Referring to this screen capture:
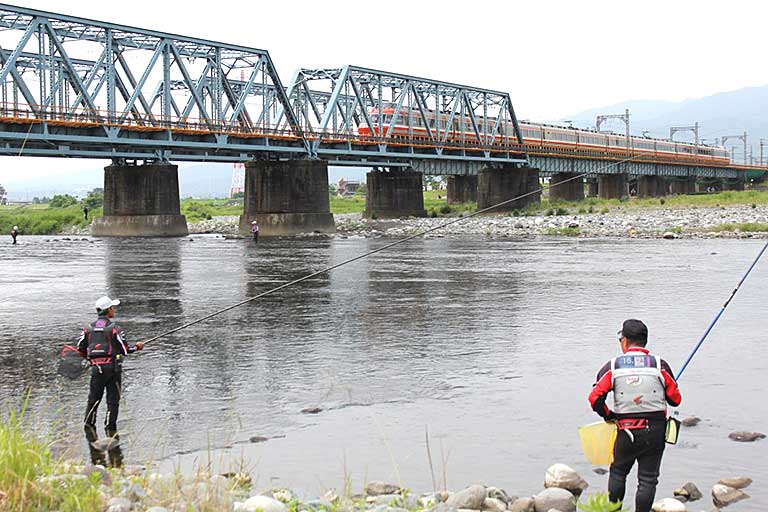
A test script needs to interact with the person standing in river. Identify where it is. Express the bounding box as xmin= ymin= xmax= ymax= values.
xmin=76 ymin=296 xmax=144 ymax=464
xmin=251 ymin=219 xmax=259 ymax=243
xmin=10 ymin=225 xmax=18 ymax=244
xmin=588 ymin=319 xmax=682 ymax=512
xmin=83 ymin=204 xmax=90 ymax=220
